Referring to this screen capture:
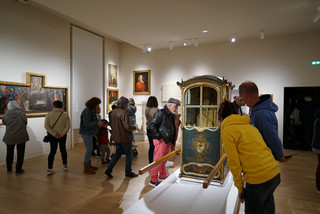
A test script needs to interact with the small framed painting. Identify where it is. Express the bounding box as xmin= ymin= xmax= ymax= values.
xmin=107 ymin=88 xmax=119 ymax=113
xmin=108 ymin=64 xmax=117 ymax=87
xmin=133 ymin=70 xmax=150 ymax=95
